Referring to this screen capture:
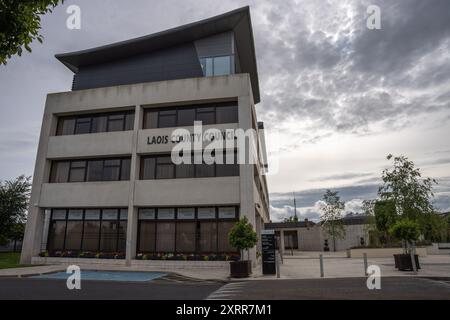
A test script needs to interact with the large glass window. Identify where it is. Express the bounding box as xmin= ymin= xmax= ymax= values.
xmin=48 ymin=221 xmax=66 ymax=251
xmin=199 ymin=222 xmax=217 ymax=252
xmin=47 ymin=208 xmax=127 ymax=253
xmin=142 ymin=102 xmax=238 ymax=129
xmin=156 ymin=222 xmax=175 ymax=252
xmin=137 ymin=207 xmax=238 ymax=254
xmin=200 ymin=56 xmax=232 ymax=76
xmin=69 ymin=161 xmax=86 ymax=182
xmin=216 ymin=105 xmax=238 ymax=124
xmin=176 ymin=222 xmax=196 ymax=252
xmin=155 ymin=157 xmax=175 ymax=179
xmin=51 ymin=158 xmax=131 ymax=183
xmin=138 ymin=222 xmax=156 ymax=252
xmin=56 ymin=110 xmax=134 ymax=136
xmin=82 ymin=220 xmax=100 ymax=251
xmin=218 ymin=221 xmax=236 ymax=252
